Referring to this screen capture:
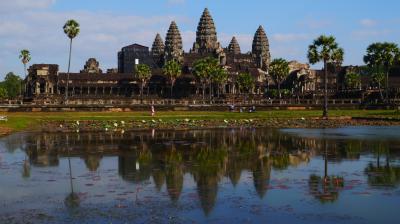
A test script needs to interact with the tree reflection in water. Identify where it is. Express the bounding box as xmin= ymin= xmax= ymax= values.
xmin=64 ymin=134 xmax=80 ymax=209
xmin=308 ymin=140 xmax=344 ymax=203
xmin=365 ymin=142 xmax=400 ymax=188
xmin=19 ymin=128 xmax=400 ymax=215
